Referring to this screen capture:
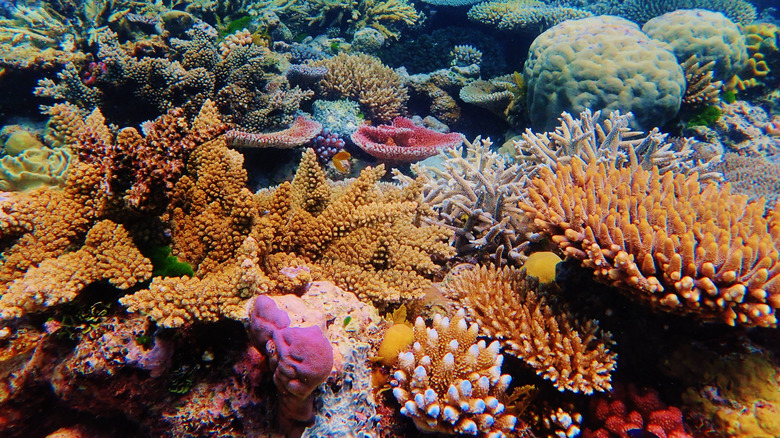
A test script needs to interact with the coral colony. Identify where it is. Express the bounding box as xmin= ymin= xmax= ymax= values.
xmin=0 ymin=0 xmax=779 ymax=437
